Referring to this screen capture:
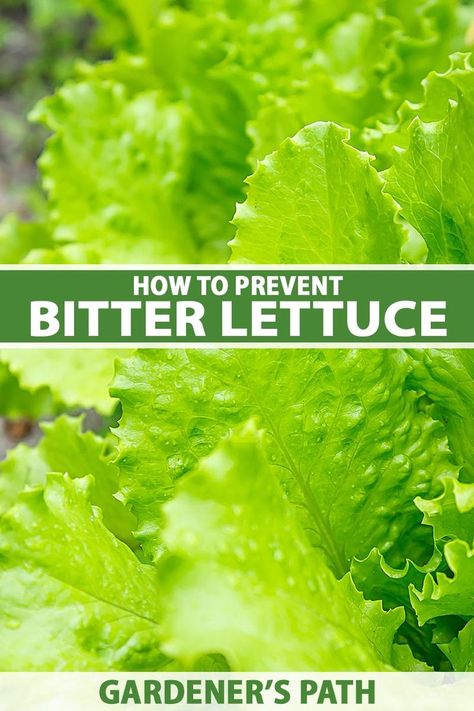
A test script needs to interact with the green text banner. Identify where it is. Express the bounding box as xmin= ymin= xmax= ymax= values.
xmin=0 ymin=266 xmax=472 ymax=347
